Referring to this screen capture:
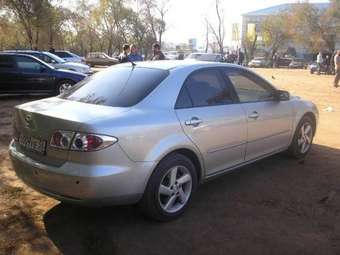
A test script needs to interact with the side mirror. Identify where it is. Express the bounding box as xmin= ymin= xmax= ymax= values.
xmin=274 ymin=90 xmax=290 ymax=101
